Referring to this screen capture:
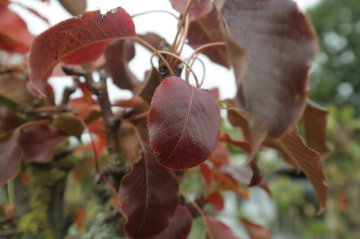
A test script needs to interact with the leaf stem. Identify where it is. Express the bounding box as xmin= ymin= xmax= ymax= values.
xmin=131 ymin=10 xmax=179 ymax=21
xmin=130 ymin=36 xmax=175 ymax=76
